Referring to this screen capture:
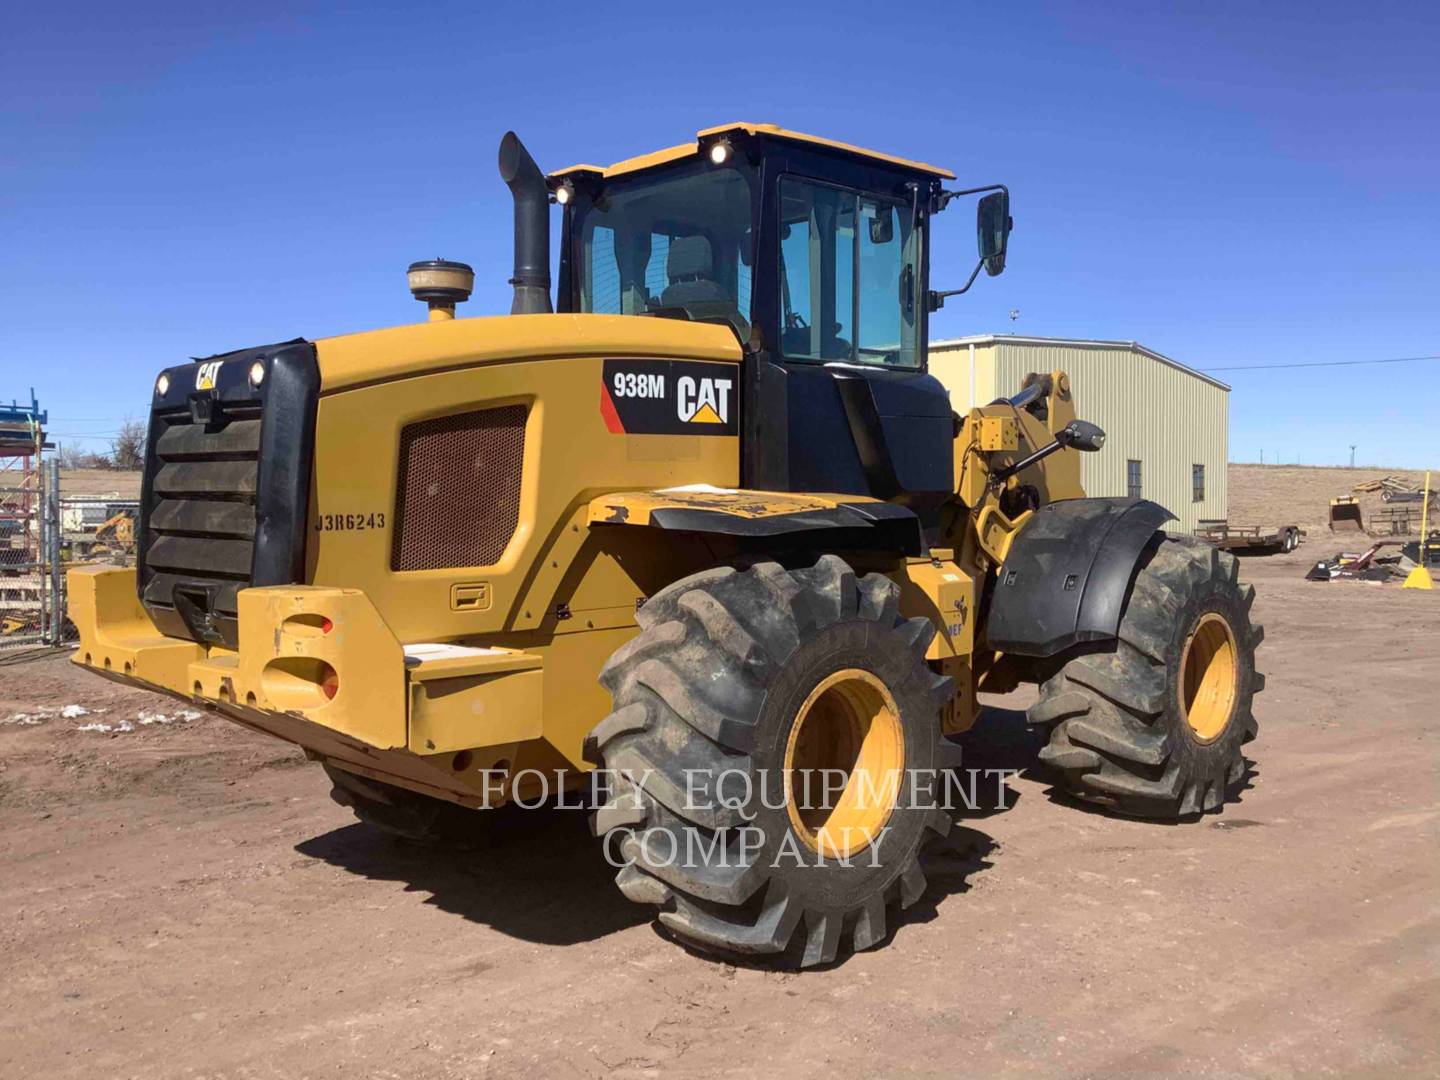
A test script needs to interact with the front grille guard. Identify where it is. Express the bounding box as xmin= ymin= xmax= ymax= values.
xmin=138 ymin=339 xmax=319 ymax=648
